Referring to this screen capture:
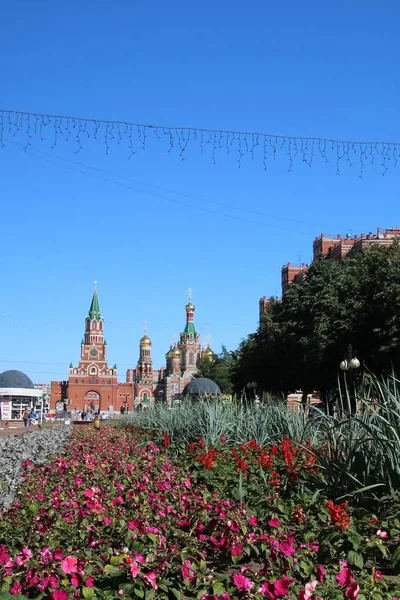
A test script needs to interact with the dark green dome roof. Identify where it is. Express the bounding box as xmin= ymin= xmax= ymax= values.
xmin=183 ymin=377 xmax=221 ymax=396
xmin=0 ymin=370 xmax=34 ymax=389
